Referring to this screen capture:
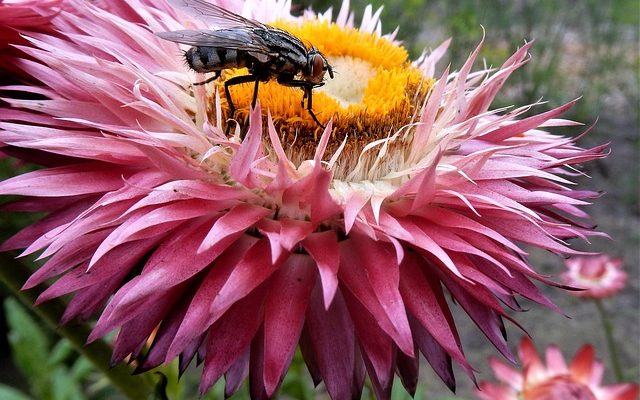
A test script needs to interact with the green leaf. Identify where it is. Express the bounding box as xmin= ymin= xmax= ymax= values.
xmin=70 ymin=357 xmax=94 ymax=382
xmin=49 ymin=368 xmax=85 ymax=400
xmin=0 ymin=384 xmax=32 ymax=400
xmin=48 ymin=339 xmax=75 ymax=366
xmin=4 ymin=298 xmax=52 ymax=399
